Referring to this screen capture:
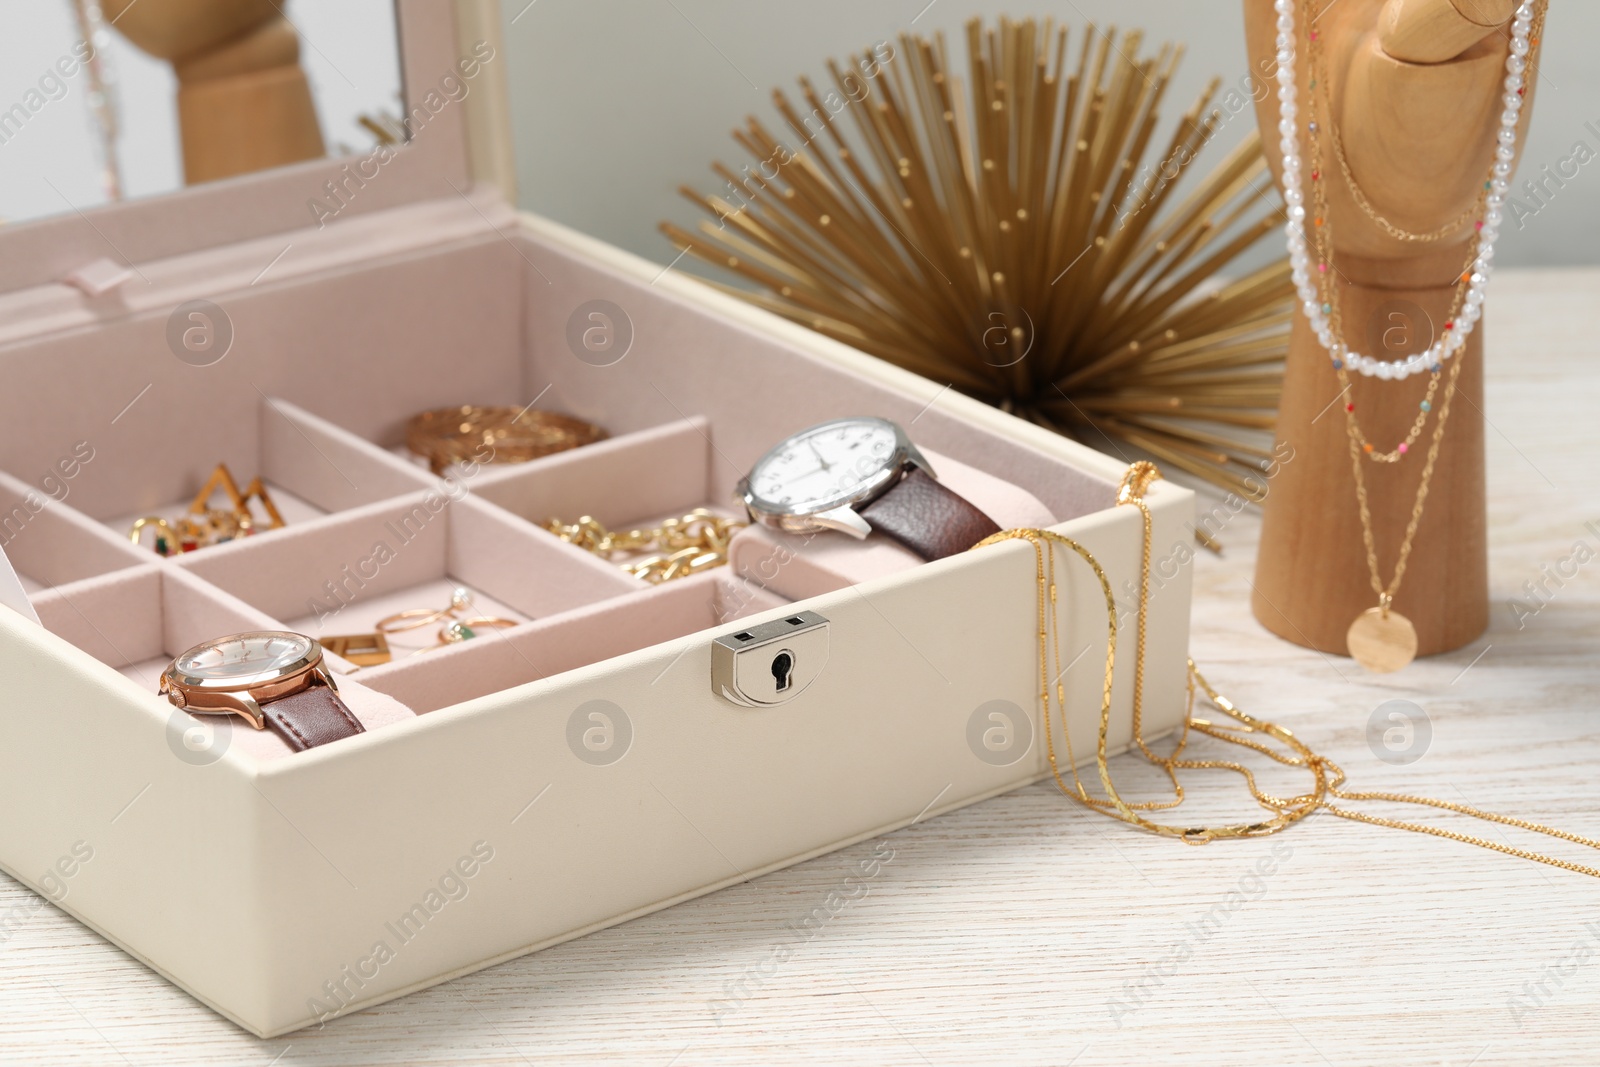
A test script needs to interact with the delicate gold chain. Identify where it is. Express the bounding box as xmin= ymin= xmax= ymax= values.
xmin=1326 ymin=119 xmax=1483 ymax=243
xmin=545 ymin=509 xmax=746 ymax=583
xmin=1118 ymin=465 xmax=1185 ymax=776
xmin=1041 ymin=466 xmax=1192 ymax=814
xmin=1304 ymin=4 xmax=1468 ymax=464
xmin=1321 ymin=1 xmax=1547 ymax=245
xmin=1346 ymin=345 xmax=1464 ymax=602
xmin=972 ymin=459 xmax=1600 ymax=877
